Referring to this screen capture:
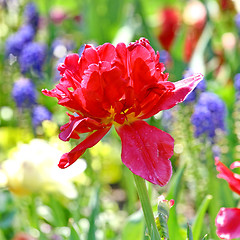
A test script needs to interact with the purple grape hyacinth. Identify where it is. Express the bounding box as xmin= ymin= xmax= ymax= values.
xmin=32 ymin=105 xmax=52 ymax=127
xmin=191 ymin=92 xmax=226 ymax=139
xmin=234 ymin=73 xmax=240 ymax=98
xmin=191 ymin=106 xmax=215 ymax=138
xmin=19 ymin=42 xmax=46 ymax=77
xmin=5 ymin=25 xmax=35 ymax=57
xmin=24 ymin=2 xmax=39 ymax=30
xmin=235 ymin=13 xmax=240 ymax=31
xmin=12 ymin=78 xmax=37 ymax=108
